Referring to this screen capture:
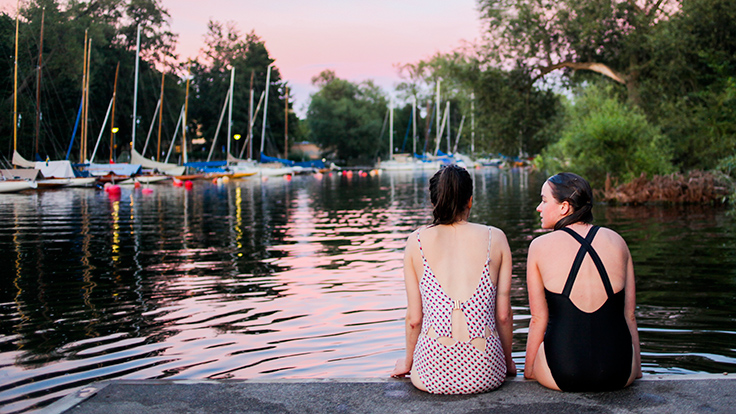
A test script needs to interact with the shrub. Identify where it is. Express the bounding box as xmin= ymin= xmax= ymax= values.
xmin=537 ymin=84 xmax=674 ymax=187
